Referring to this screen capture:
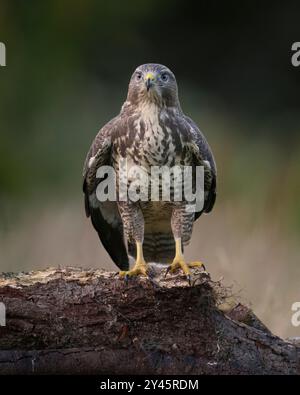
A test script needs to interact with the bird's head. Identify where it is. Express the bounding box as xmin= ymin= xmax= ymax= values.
xmin=127 ymin=64 xmax=180 ymax=108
